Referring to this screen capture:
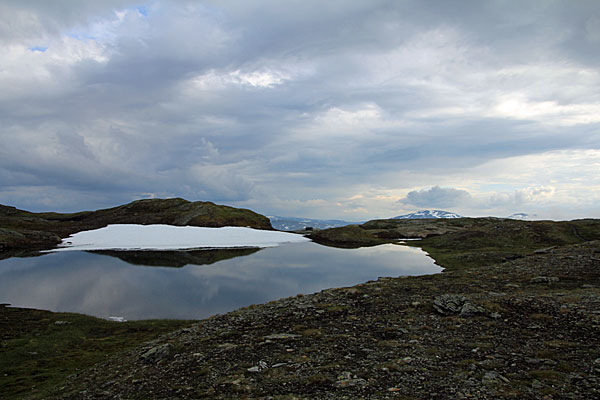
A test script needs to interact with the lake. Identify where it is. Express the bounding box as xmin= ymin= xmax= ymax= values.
xmin=0 ymin=241 xmax=441 ymax=320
